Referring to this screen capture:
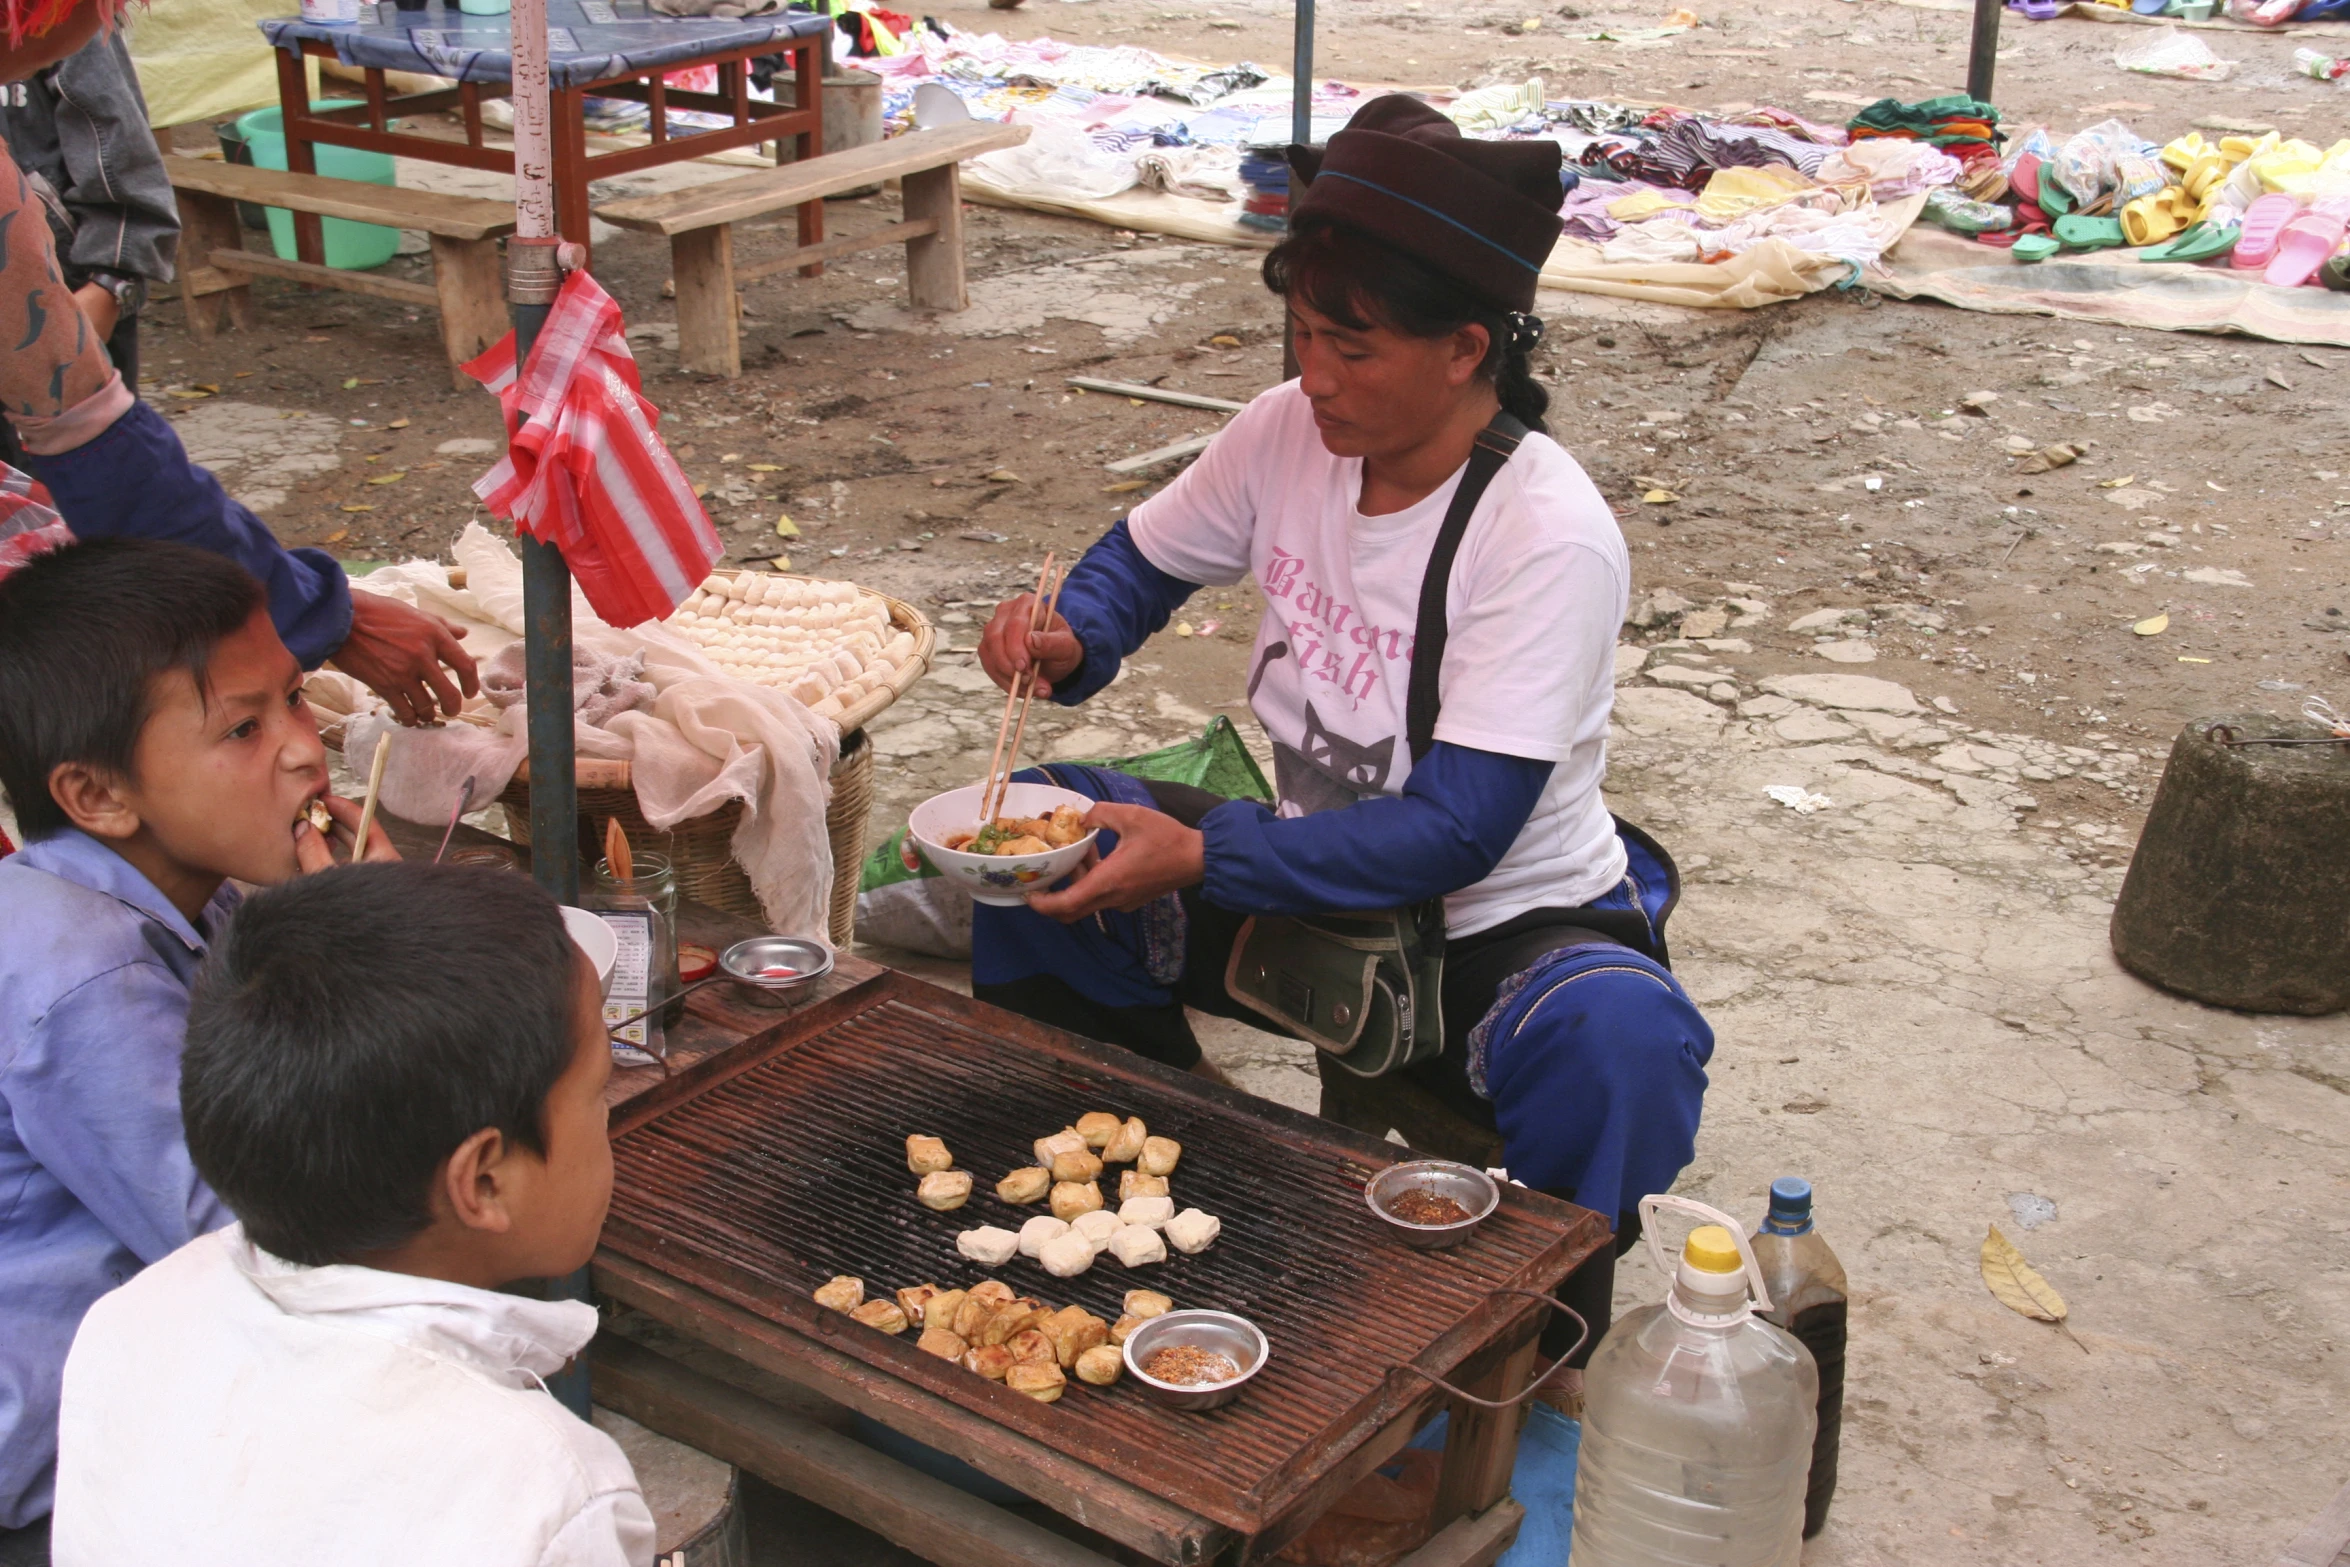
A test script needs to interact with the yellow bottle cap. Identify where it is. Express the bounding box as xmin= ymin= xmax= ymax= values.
xmin=1683 ymin=1225 xmax=1744 ymax=1275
